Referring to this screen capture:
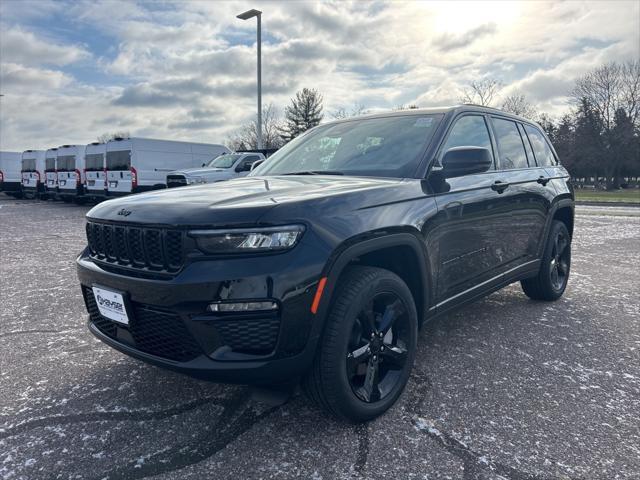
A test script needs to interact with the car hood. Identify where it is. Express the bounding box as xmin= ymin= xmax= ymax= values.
xmin=86 ymin=175 xmax=416 ymax=227
xmin=169 ymin=167 xmax=227 ymax=176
